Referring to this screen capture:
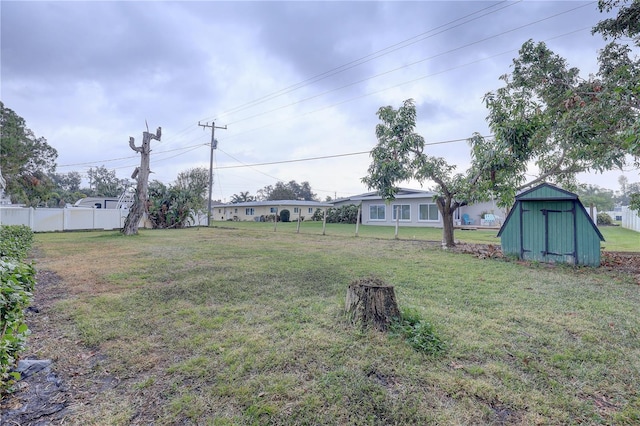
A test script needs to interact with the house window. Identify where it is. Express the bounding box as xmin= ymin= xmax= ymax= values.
xmin=308 ymin=208 xmax=313 ymax=214
xmin=369 ymin=204 xmax=386 ymax=220
xmin=270 ymin=207 xmax=277 ymax=213
xmin=218 ymin=209 xmax=222 ymax=213
xmin=234 ymin=208 xmax=238 ymax=213
xmin=392 ymin=204 xmax=411 ymax=221
xmin=245 ymin=208 xmax=255 ymax=215
xmin=294 ymin=207 xmax=299 ymax=213
xmin=419 ymin=204 xmax=439 ymax=221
